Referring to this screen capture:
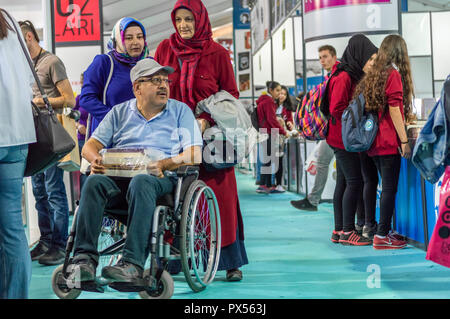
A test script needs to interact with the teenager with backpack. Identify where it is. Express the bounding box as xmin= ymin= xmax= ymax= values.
xmin=327 ymin=34 xmax=378 ymax=246
xmin=355 ymin=34 xmax=414 ymax=250
xmin=256 ymin=81 xmax=288 ymax=194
